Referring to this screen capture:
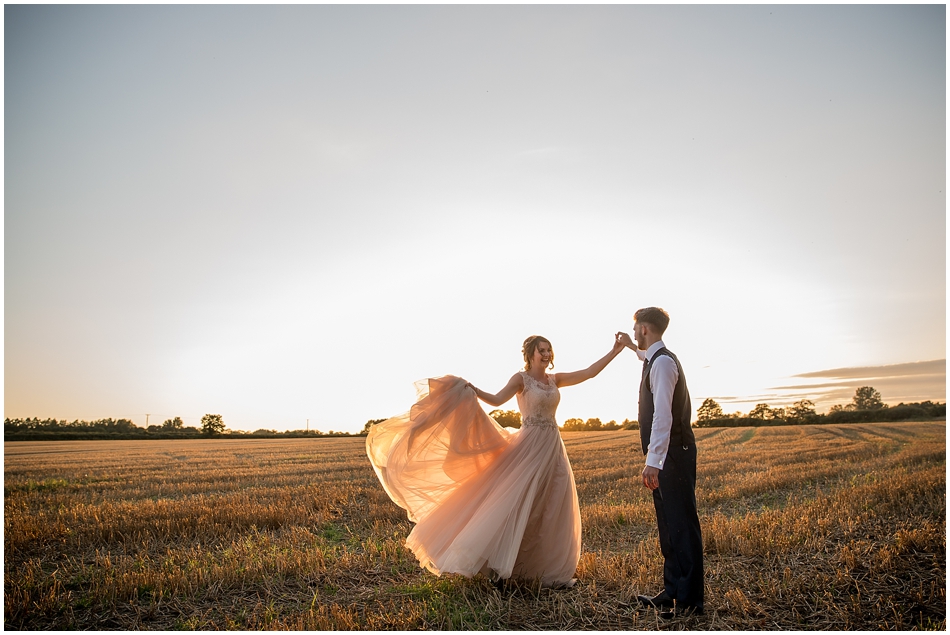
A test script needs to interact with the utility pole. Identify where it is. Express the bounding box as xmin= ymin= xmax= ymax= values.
xmin=306 ymin=419 xmax=309 ymax=432
xmin=145 ymin=413 xmax=150 ymax=427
